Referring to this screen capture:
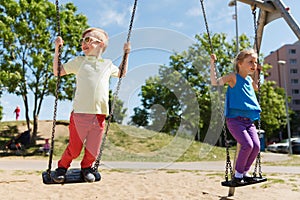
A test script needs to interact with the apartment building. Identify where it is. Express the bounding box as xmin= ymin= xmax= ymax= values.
xmin=264 ymin=41 xmax=300 ymax=112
